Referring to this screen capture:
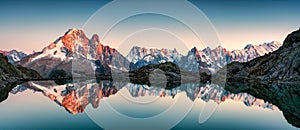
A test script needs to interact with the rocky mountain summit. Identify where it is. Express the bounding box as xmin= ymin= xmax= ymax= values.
xmin=18 ymin=28 xmax=129 ymax=78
